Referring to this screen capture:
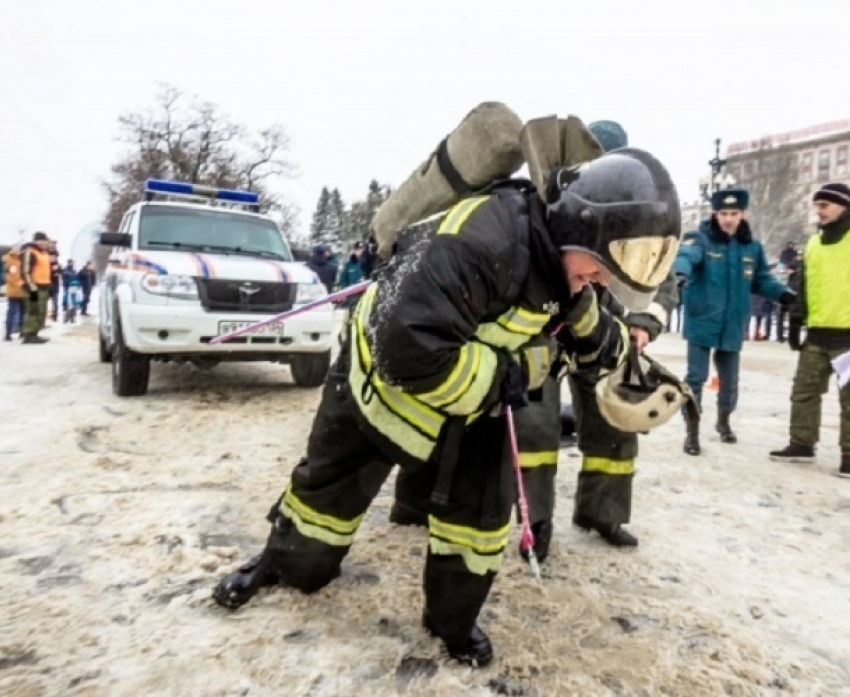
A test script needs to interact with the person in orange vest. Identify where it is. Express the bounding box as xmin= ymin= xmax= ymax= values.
xmin=20 ymin=231 xmax=52 ymax=344
xmin=3 ymin=245 xmax=25 ymax=341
